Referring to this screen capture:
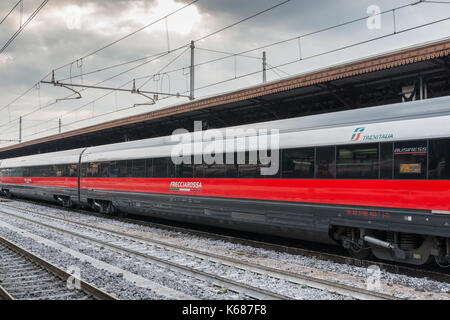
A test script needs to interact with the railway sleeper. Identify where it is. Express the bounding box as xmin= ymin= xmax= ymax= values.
xmin=334 ymin=227 xmax=450 ymax=266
